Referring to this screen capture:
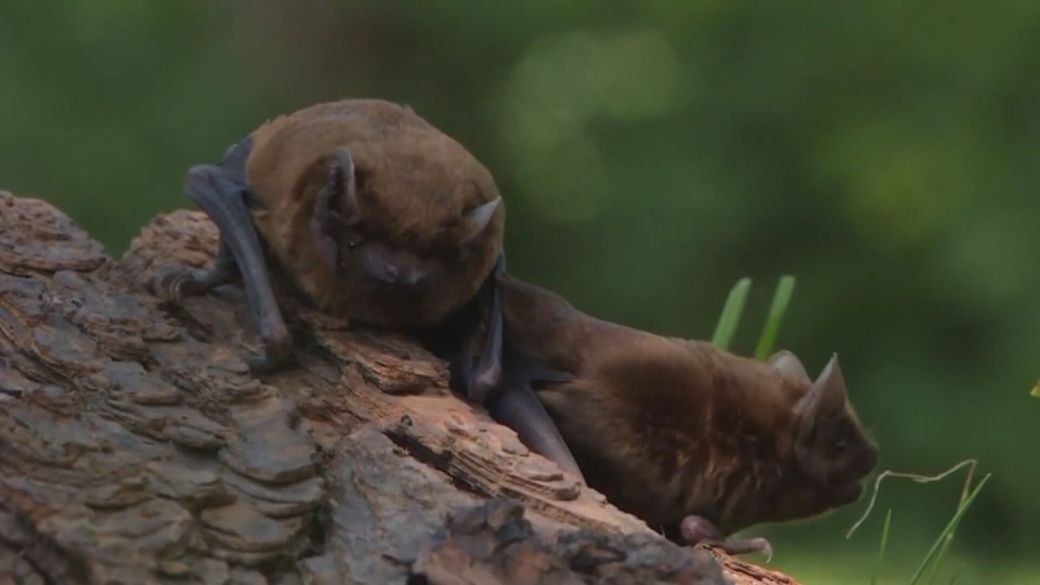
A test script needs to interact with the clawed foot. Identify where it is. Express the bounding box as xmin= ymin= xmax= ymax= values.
xmin=246 ymin=325 xmax=295 ymax=374
xmin=702 ymin=536 xmax=773 ymax=561
xmin=152 ymin=268 xmax=207 ymax=304
xmin=170 ymin=270 xmax=207 ymax=304
xmin=245 ymin=353 xmax=293 ymax=374
xmin=154 ymin=266 xmax=295 ymax=375
xmin=680 ymin=515 xmax=773 ymax=561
